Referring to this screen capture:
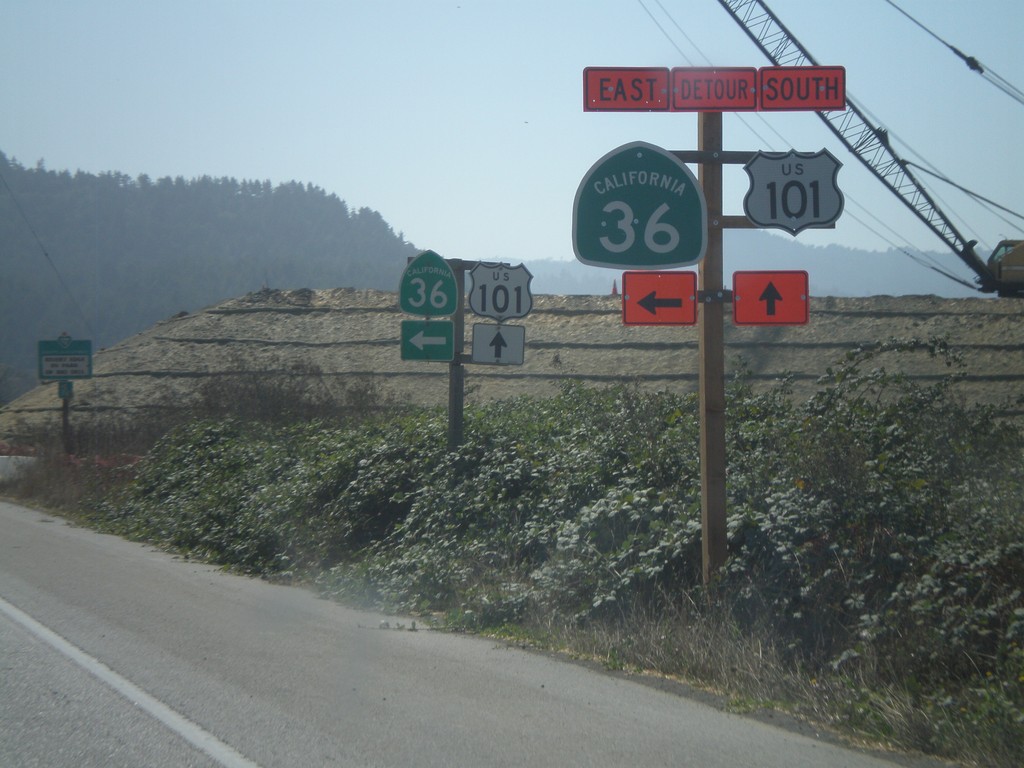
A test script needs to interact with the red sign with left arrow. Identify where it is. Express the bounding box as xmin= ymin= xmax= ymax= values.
xmin=732 ymin=270 xmax=809 ymax=325
xmin=622 ymin=271 xmax=697 ymax=325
